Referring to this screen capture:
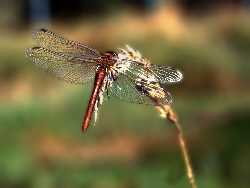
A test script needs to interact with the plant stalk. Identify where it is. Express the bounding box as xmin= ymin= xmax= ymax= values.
xmin=155 ymin=104 xmax=197 ymax=188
